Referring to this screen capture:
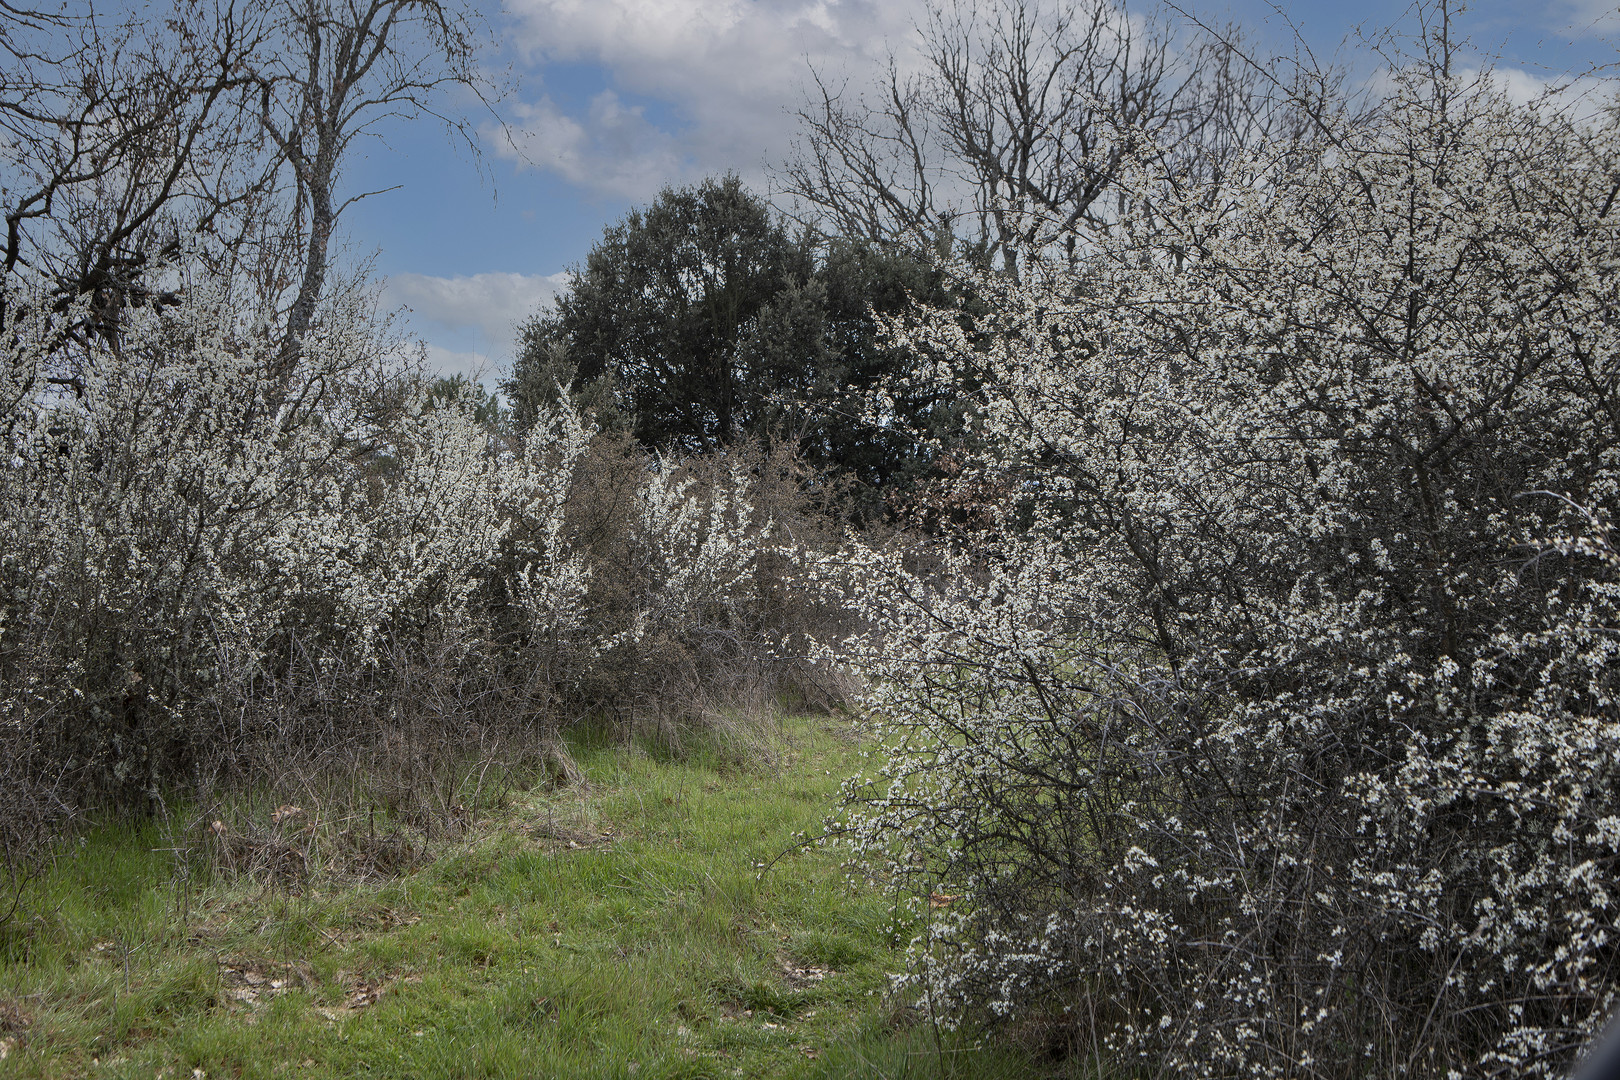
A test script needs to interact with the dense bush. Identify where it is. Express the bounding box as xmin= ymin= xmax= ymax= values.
xmin=0 ymin=264 xmax=832 ymax=838
xmin=833 ymin=52 xmax=1620 ymax=1079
